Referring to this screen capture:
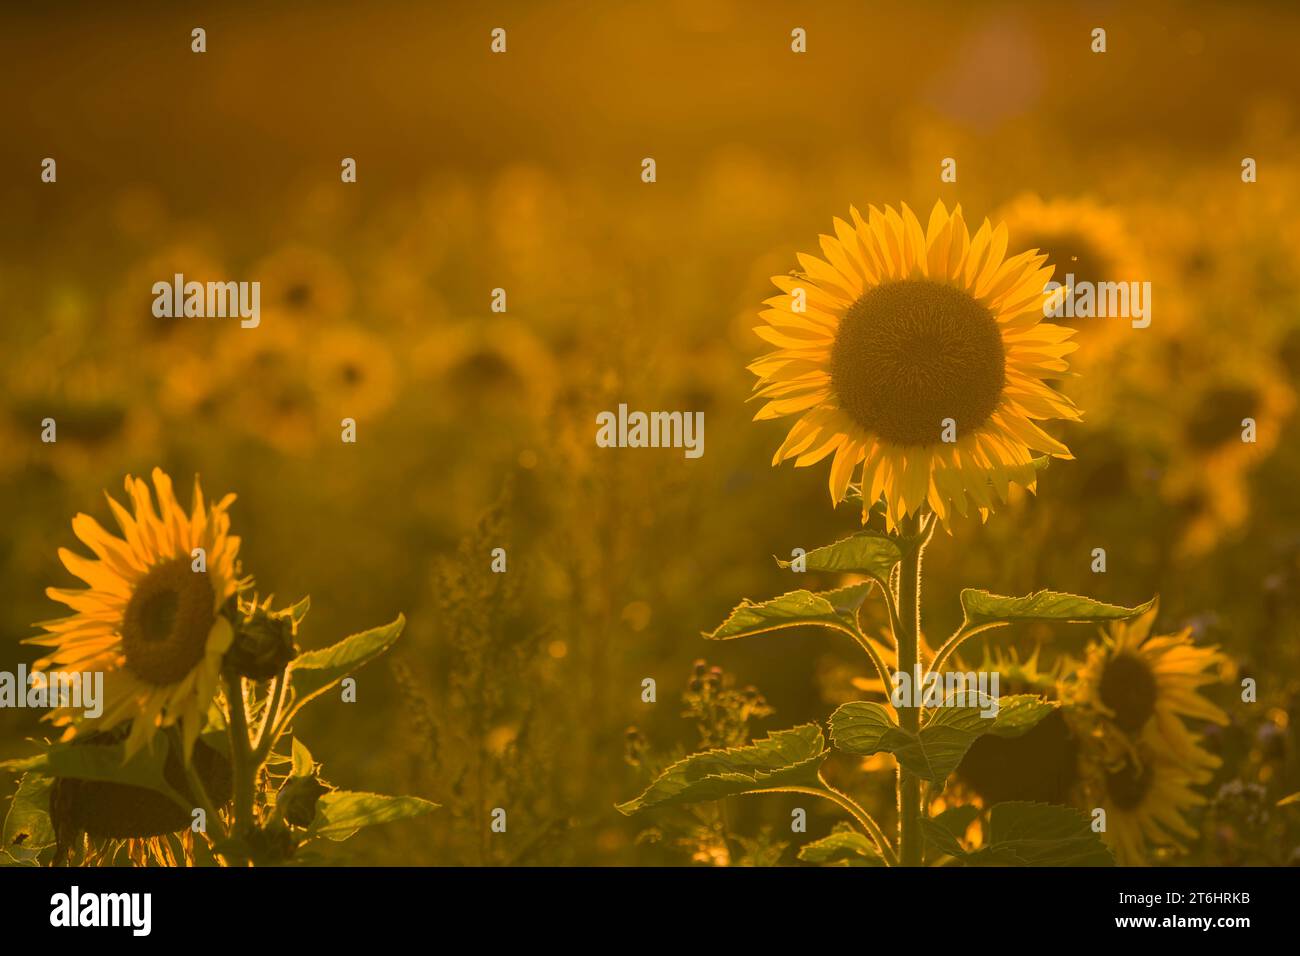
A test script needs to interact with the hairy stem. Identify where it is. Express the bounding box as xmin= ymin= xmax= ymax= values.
xmin=166 ymin=726 xmax=225 ymax=845
xmin=895 ymin=510 xmax=928 ymax=866
xmin=251 ymin=669 xmax=289 ymax=765
xmin=223 ymin=671 xmax=256 ymax=842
